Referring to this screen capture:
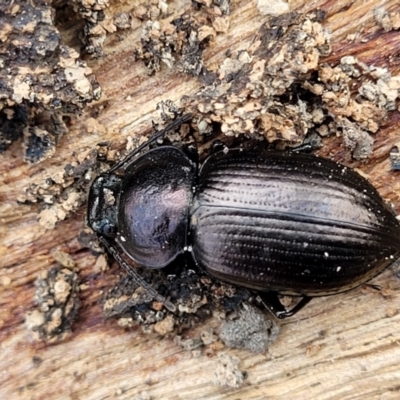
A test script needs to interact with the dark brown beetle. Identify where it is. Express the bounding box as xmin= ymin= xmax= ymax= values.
xmin=87 ymin=114 xmax=400 ymax=318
